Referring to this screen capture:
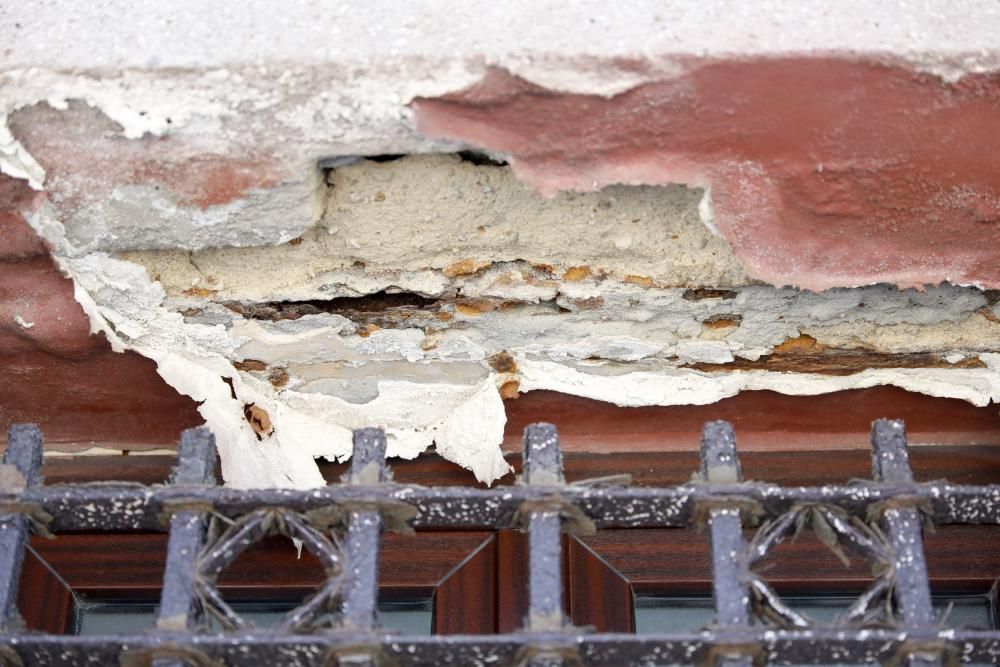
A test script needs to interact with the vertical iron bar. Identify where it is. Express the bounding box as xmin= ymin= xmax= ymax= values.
xmin=154 ymin=427 xmax=217 ymax=667
xmin=871 ymin=419 xmax=941 ymax=667
xmin=700 ymin=421 xmax=752 ymax=667
xmin=522 ymin=423 xmax=566 ymax=635
xmin=0 ymin=424 xmax=43 ymax=631
xmin=519 ymin=423 xmax=569 ymax=667
xmin=339 ymin=427 xmax=387 ymax=664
